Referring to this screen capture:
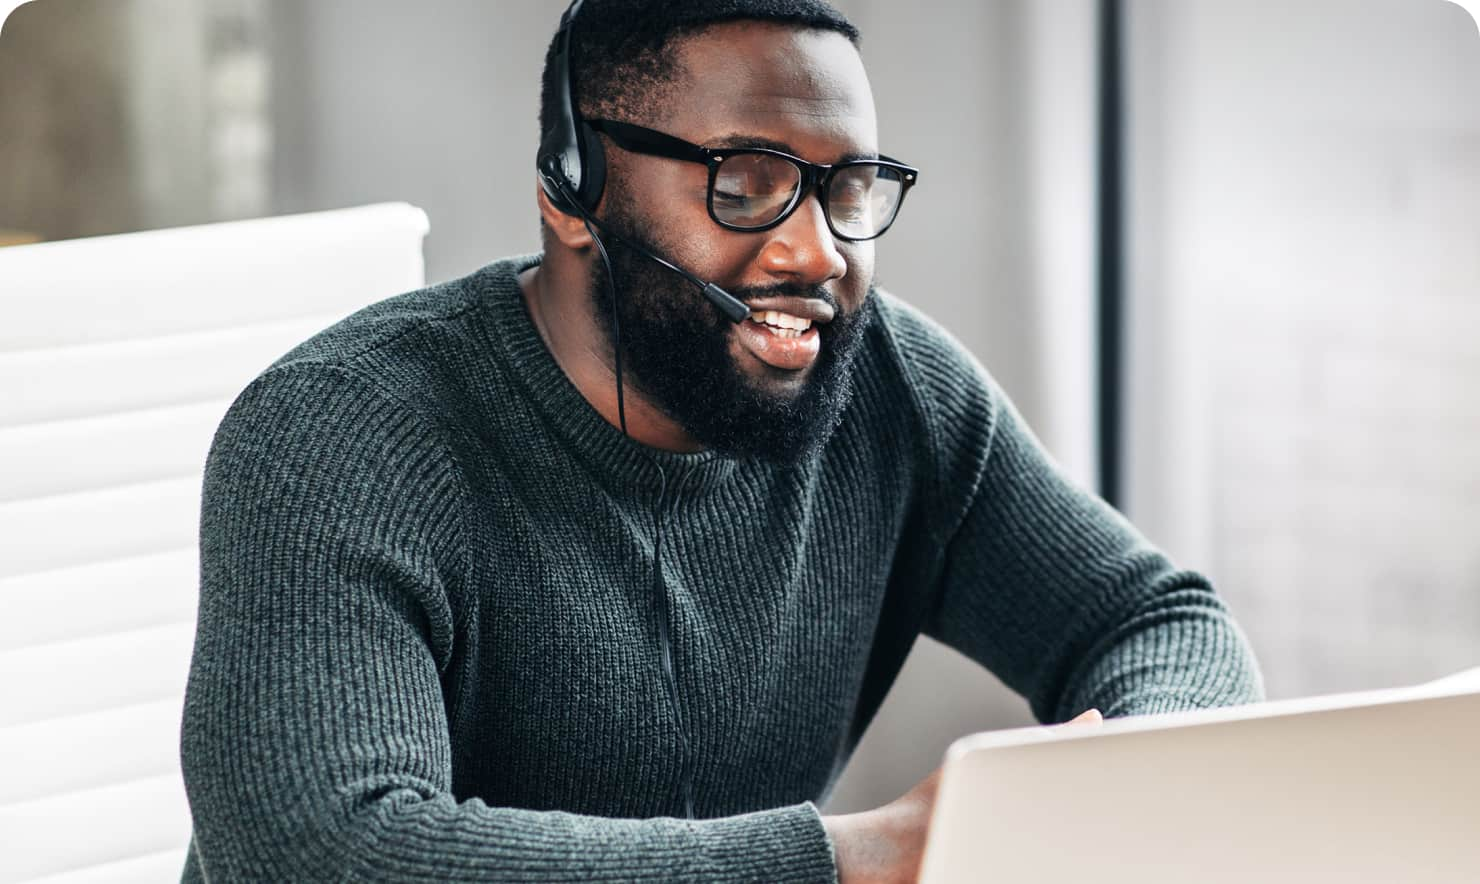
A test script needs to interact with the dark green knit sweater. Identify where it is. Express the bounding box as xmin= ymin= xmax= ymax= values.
xmin=179 ymin=253 xmax=1262 ymax=881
